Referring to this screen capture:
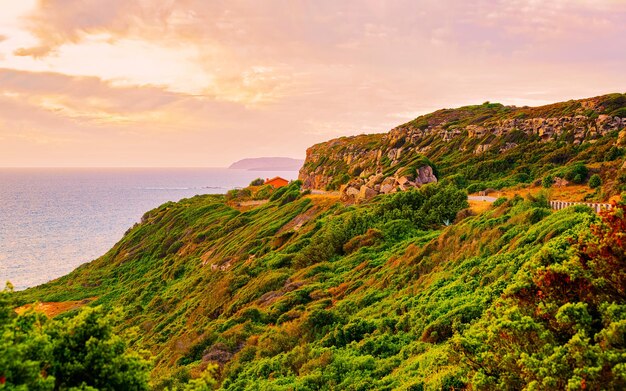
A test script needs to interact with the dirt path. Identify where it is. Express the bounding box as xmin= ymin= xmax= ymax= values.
xmin=468 ymin=195 xmax=498 ymax=202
